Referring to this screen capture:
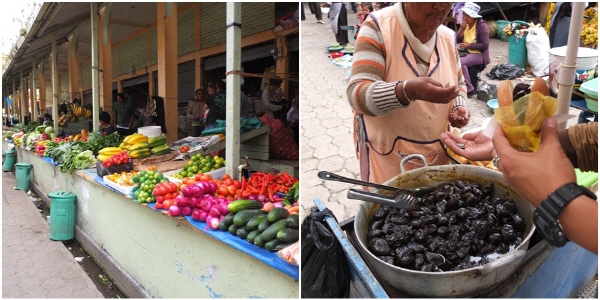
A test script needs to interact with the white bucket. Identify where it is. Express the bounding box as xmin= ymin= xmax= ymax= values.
xmin=549 ymin=46 xmax=598 ymax=84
